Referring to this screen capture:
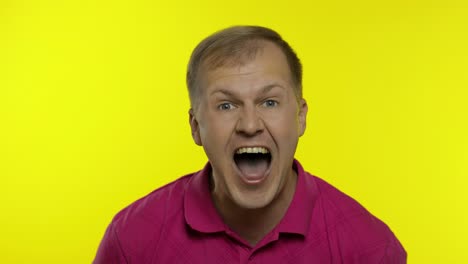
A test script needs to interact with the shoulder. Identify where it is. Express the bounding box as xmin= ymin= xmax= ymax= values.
xmin=312 ymin=175 xmax=369 ymax=217
xmin=113 ymin=173 xmax=193 ymax=236
xmin=310 ymin=175 xmax=407 ymax=262
xmin=113 ymin=173 xmax=193 ymax=224
xmin=99 ymin=173 xmax=195 ymax=262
